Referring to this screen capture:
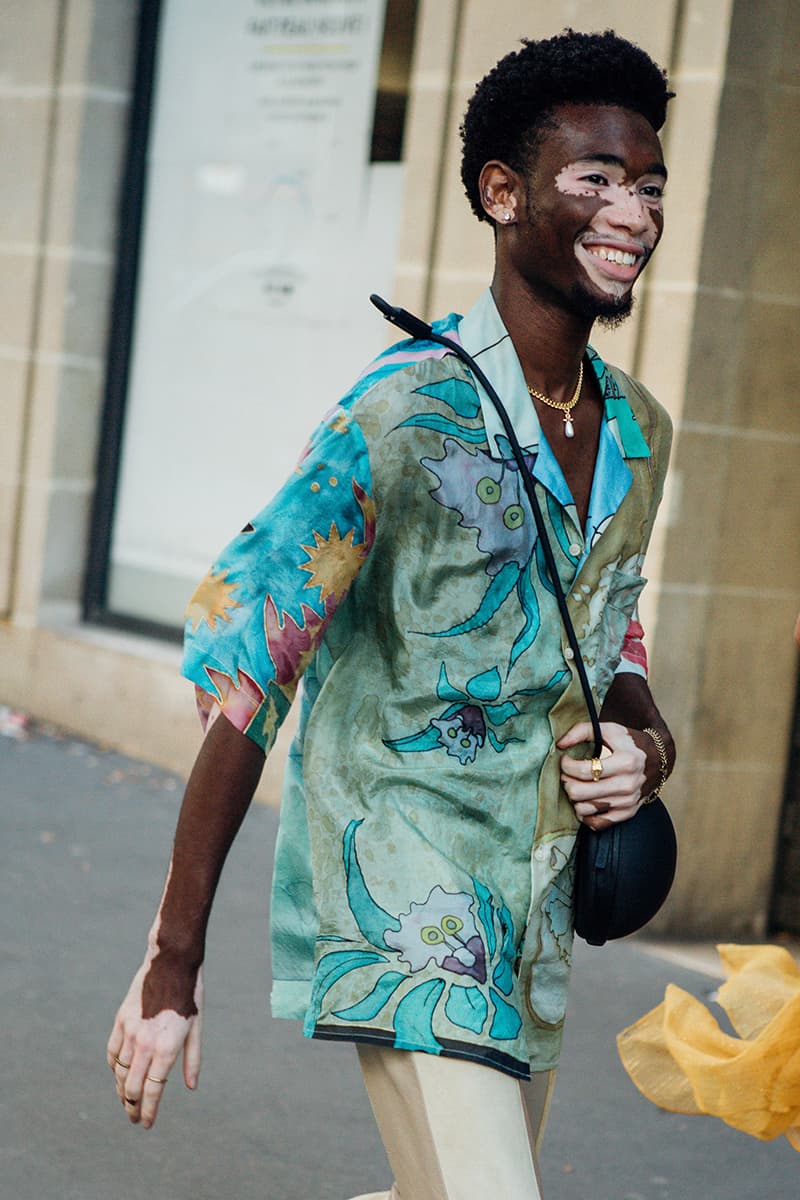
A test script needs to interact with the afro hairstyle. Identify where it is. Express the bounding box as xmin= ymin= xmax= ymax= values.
xmin=460 ymin=29 xmax=674 ymax=222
